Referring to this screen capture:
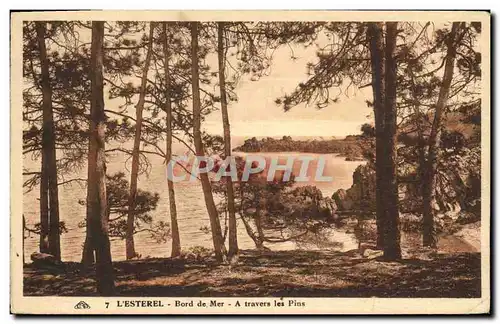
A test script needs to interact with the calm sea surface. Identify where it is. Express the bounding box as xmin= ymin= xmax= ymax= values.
xmin=23 ymin=138 xmax=365 ymax=262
